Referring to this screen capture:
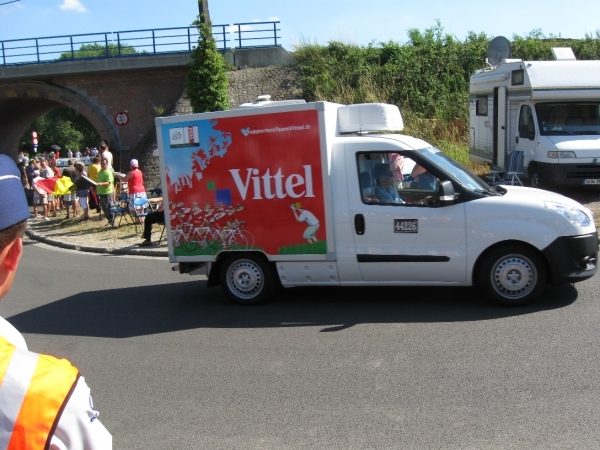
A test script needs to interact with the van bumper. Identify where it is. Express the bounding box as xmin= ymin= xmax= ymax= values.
xmin=542 ymin=232 xmax=598 ymax=284
xmin=533 ymin=162 xmax=600 ymax=186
